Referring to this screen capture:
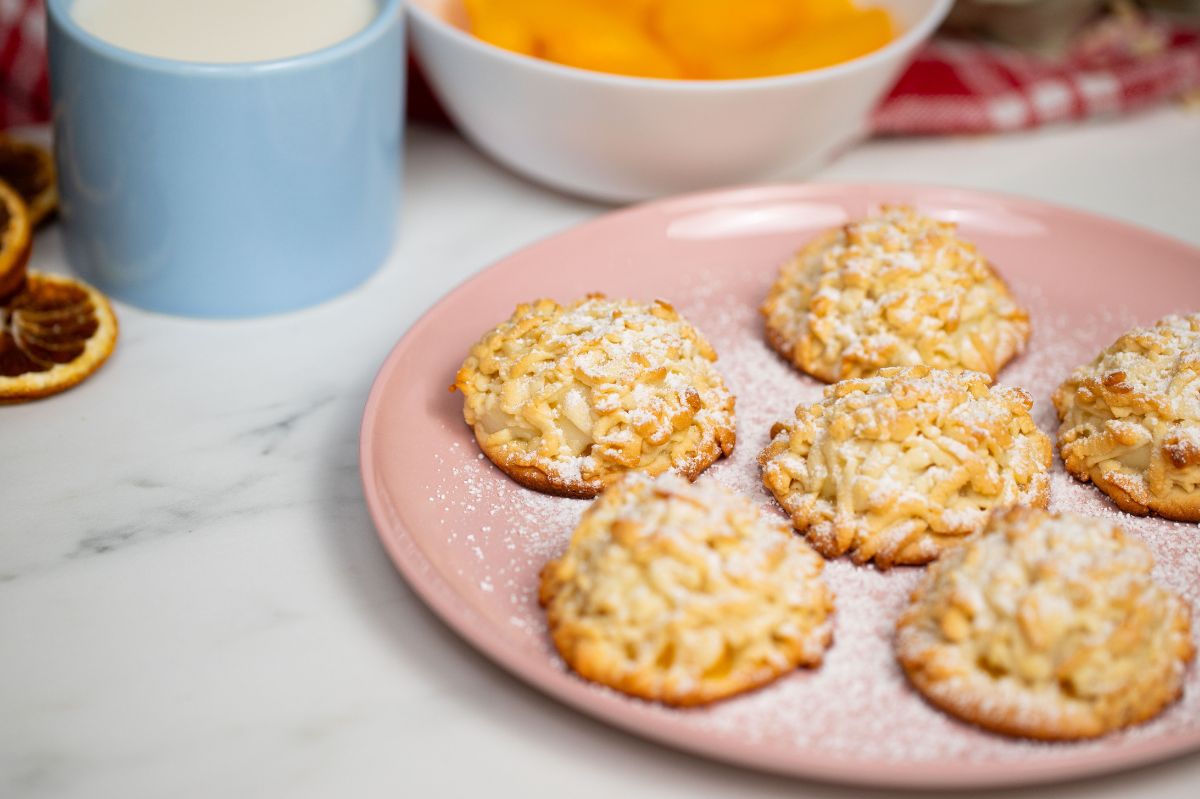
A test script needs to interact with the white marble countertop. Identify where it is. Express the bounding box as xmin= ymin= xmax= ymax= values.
xmin=3 ymin=106 xmax=1200 ymax=799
